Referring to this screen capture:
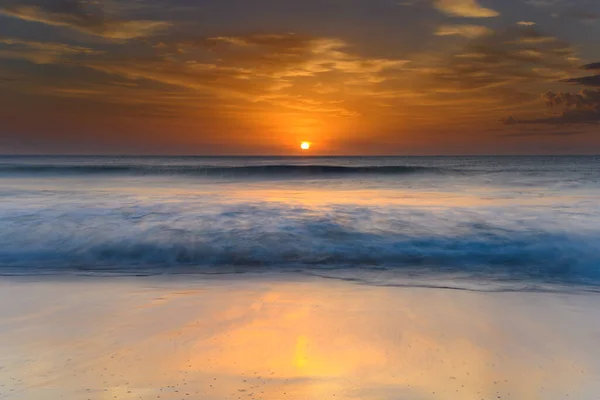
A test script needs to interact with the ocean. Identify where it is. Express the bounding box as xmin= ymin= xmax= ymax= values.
xmin=3 ymin=155 xmax=600 ymax=400
xmin=1 ymin=155 xmax=599 ymax=291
